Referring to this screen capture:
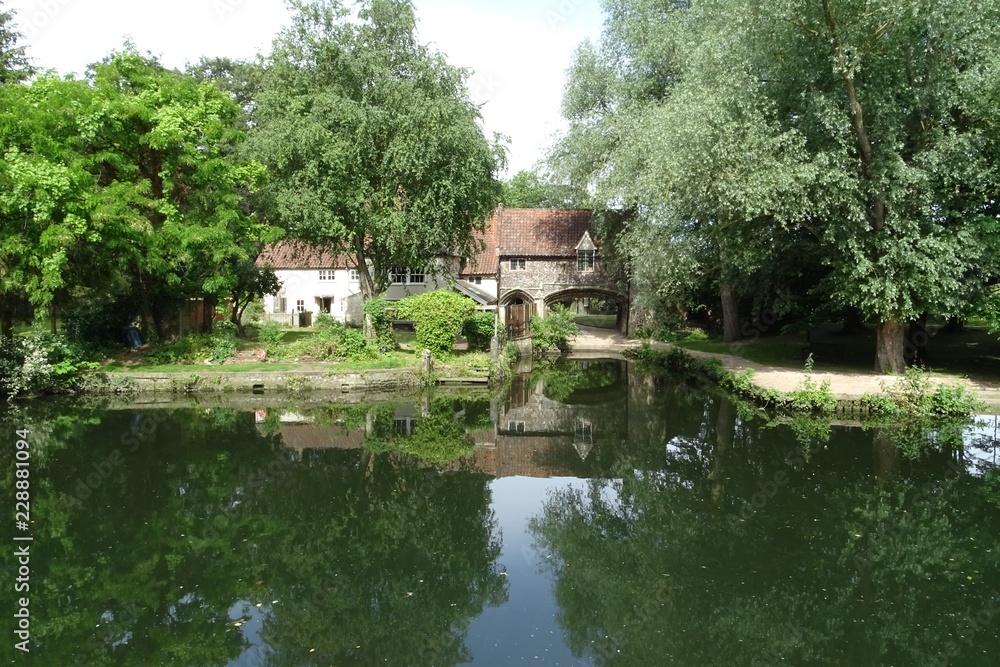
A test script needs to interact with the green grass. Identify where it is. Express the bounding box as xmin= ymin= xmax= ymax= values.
xmin=574 ymin=314 xmax=617 ymax=329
